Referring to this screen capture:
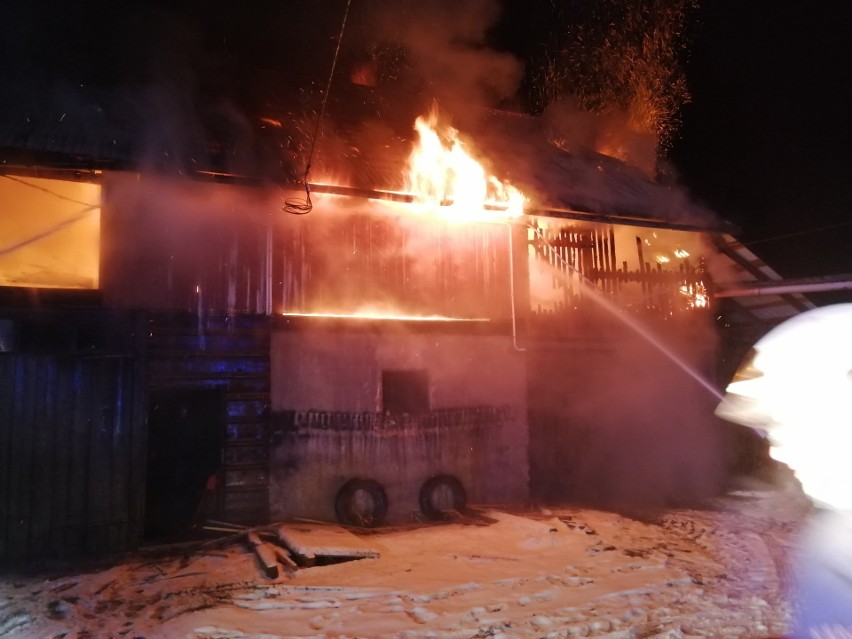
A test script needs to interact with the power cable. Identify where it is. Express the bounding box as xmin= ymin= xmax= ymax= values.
xmin=745 ymin=218 xmax=852 ymax=246
xmin=284 ymin=0 xmax=353 ymax=215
